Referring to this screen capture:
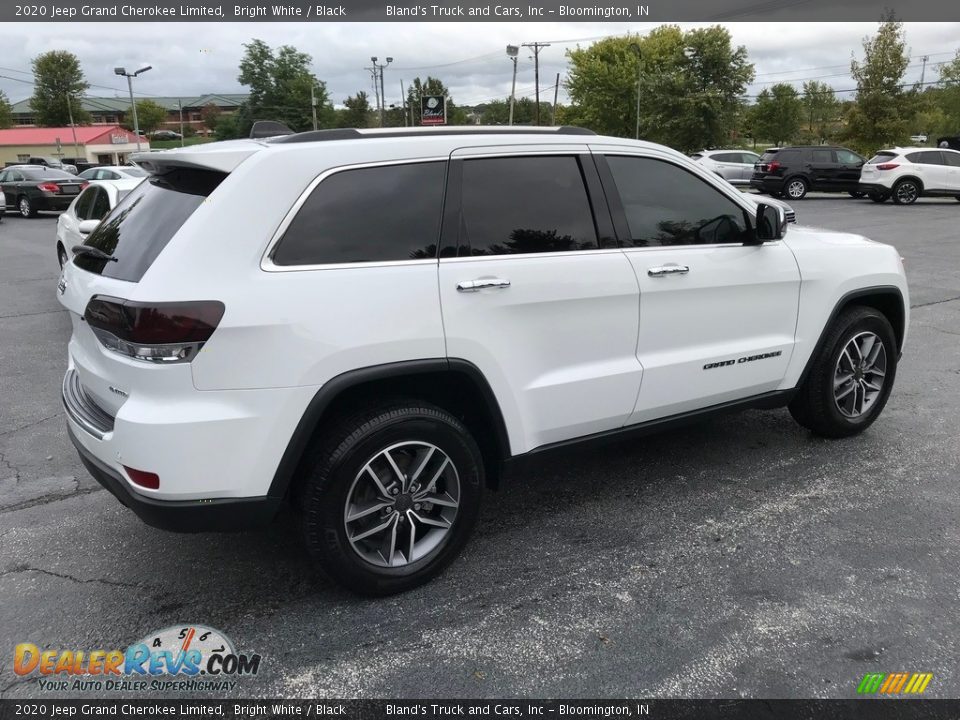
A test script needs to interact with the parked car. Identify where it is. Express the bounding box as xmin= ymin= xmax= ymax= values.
xmin=150 ymin=130 xmax=182 ymax=140
xmin=24 ymin=156 xmax=78 ymax=174
xmin=61 ymin=158 xmax=97 ymax=174
xmin=690 ymin=149 xmax=762 ymax=186
xmin=77 ymin=165 xmax=149 ymax=181
xmin=909 ymin=134 xmax=928 ymax=144
xmin=56 ymin=178 xmax=144 ymax=268
xmin=937 ymin=136 xmax=960 ymax=151
xmin=750 ymin=145 xmax=866 ymax=200
xmin=0 ymin=189 xmax=5 ymax=222
xmin=60 ymin=126 xmax=908 ymax=595
xmin=0 ymin=166 xmax=87 ymax=217
xmin=858 ymin=147 xmax=960 ymax=204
